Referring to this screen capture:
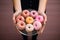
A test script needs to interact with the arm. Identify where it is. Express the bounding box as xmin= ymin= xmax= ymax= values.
xmin=13 ymin=0 xmax=22 ymax=24
xmin=38 ymin=0 xmax=47 ymax=23
xmin=13 ymin=0 xmax=22 ymax=12
xmin=38 ymin=0 xmax=47 ymax=13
